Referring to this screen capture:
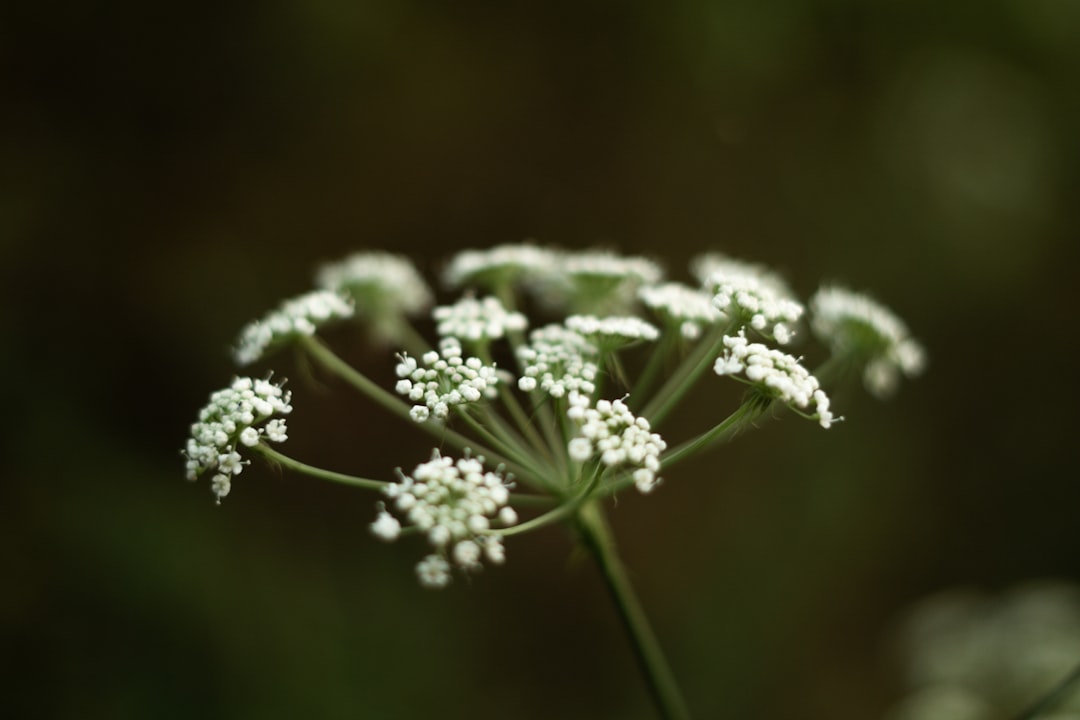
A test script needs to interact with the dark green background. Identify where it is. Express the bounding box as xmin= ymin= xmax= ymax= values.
xmin=3 ymin=1 xmax=1079 ymax=717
